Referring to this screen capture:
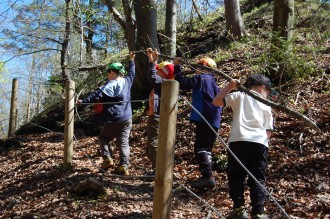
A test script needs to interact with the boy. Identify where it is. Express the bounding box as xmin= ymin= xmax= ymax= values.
xmin=145 ymin=48 xmax=175 ymax=173
xmin=212 ymin=74 xmax=273 ymax=219
xmin=77 ymin=52 xmax=136 ymax=175
xmin=173 ymin=57 xmax=222 ymax=189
